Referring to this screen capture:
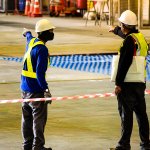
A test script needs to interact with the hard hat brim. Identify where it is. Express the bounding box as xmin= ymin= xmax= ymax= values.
xmin=35 ymin=26 xmax=56 ymax=33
